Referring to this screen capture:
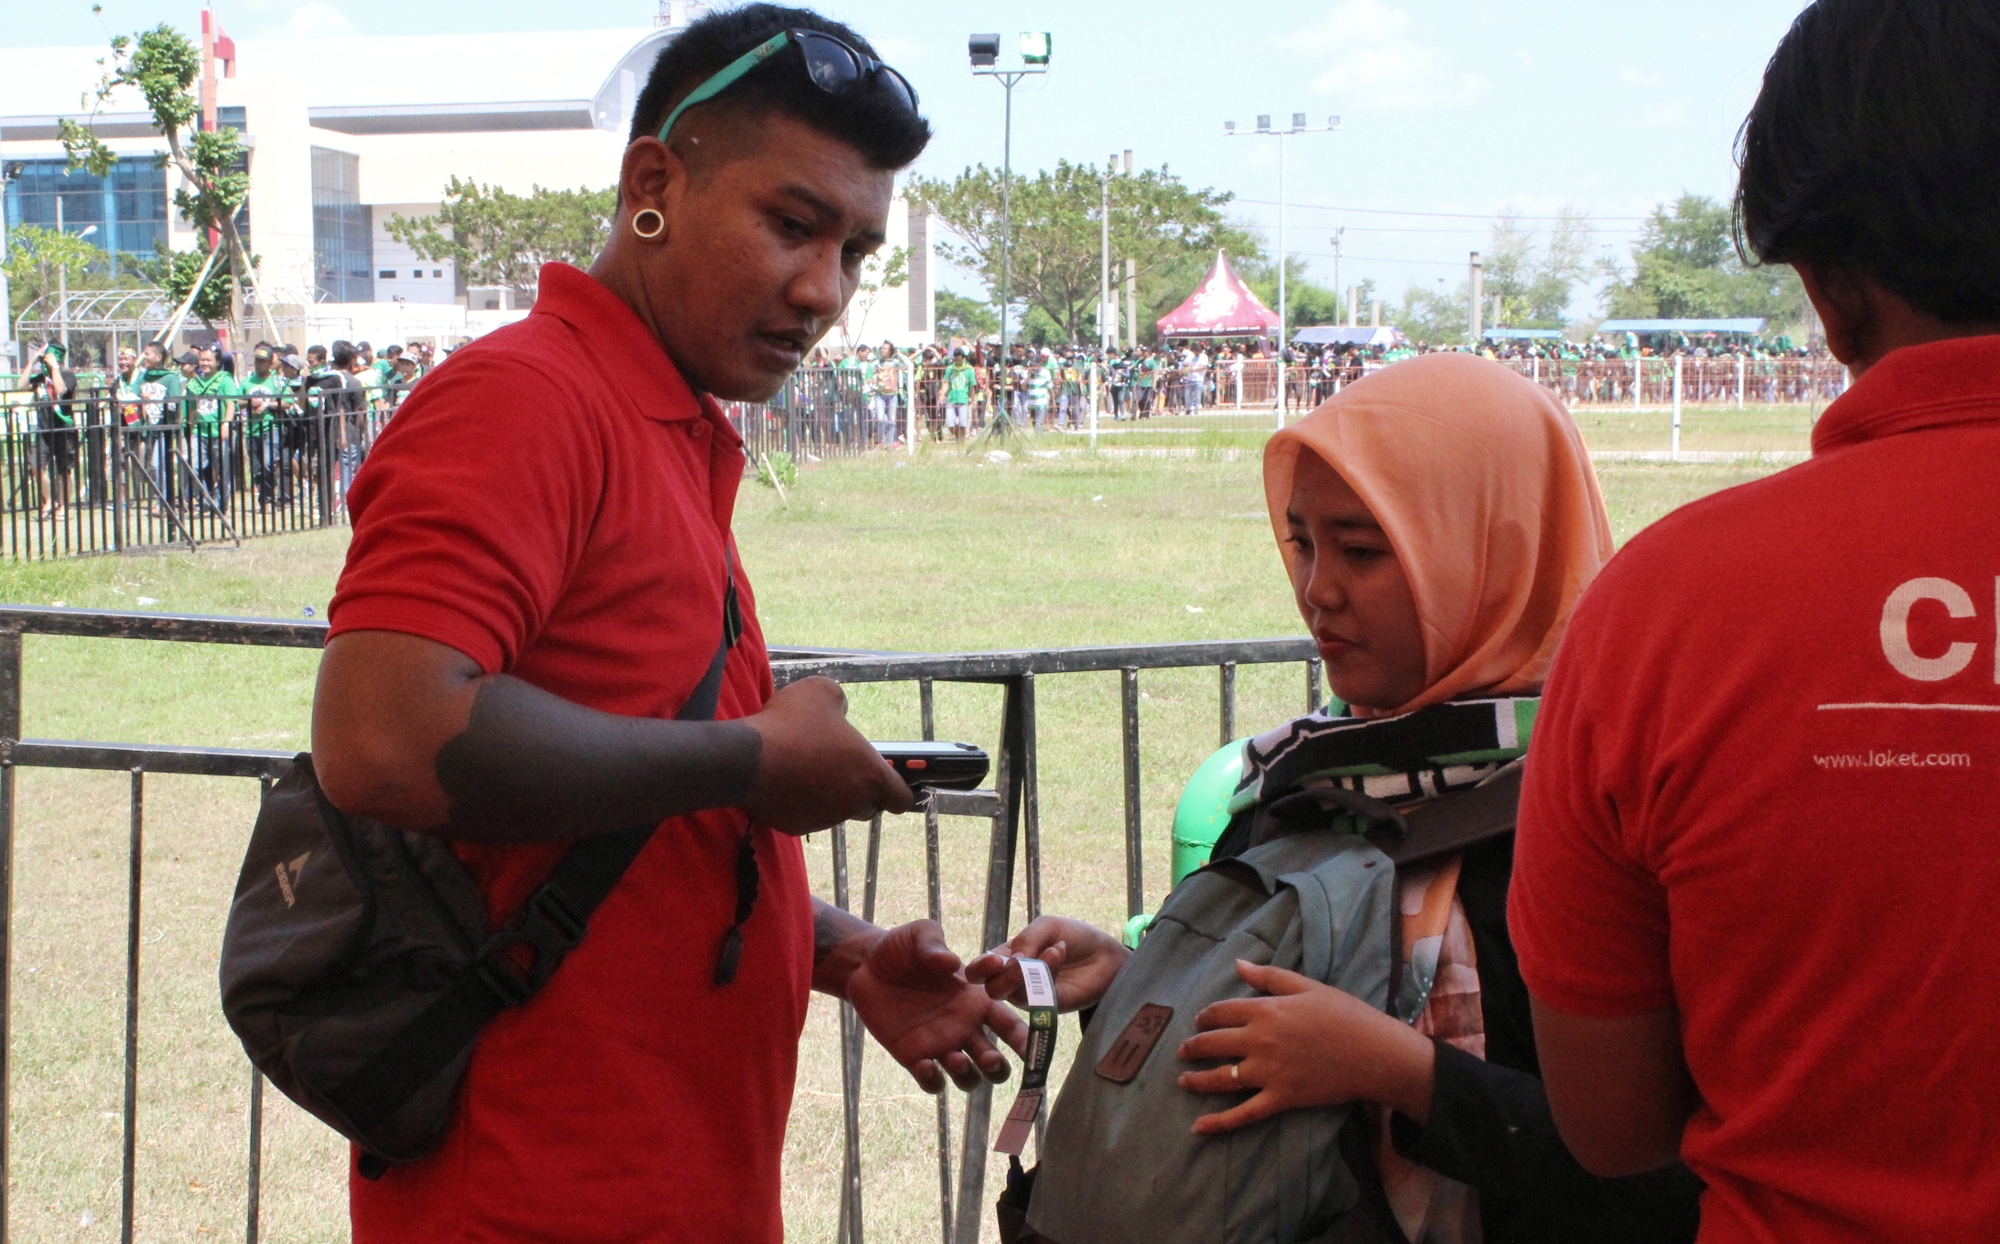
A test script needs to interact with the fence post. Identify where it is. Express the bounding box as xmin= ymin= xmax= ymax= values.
xmin=1672 ymin=355 xmax=1684 ymax=461
xmin=1089 ymin=362 xmax=1100 ymax=452
xmin=1120 ymin=666 xmax=1143 ymax=920
xmin=0 ymin=627 xmax=16 ymax=1241
xmin=1633 ymin=357 xmax=1643 ymax=411
xmin=111 ymin=419 xmax=127 ymax=554
xmin=952 ymin=677 xmax=1028 ymax=1244
xmin=1736 ymin=354 xmax=1746 ymax=410
xmin=905 ymin=356 xmax=917 ymax=455
xmin=1274 ymin=362 xmax=1285 ymax=432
